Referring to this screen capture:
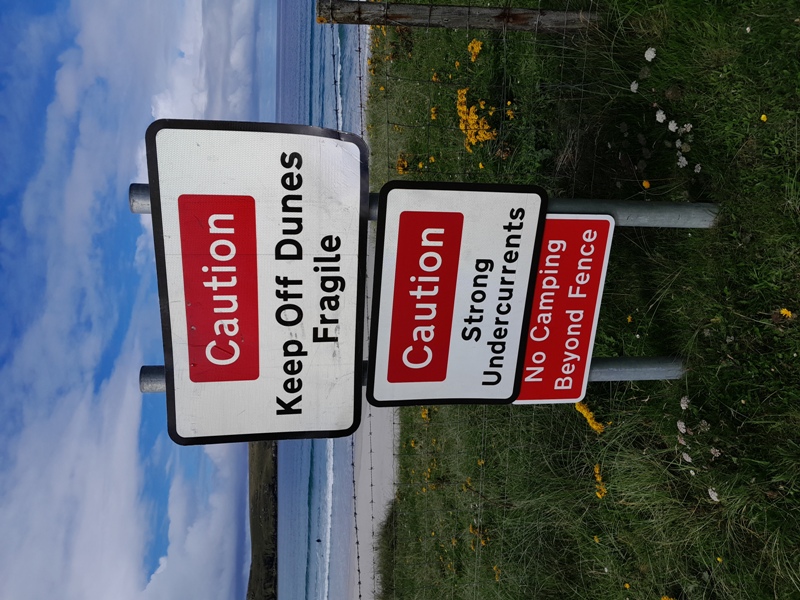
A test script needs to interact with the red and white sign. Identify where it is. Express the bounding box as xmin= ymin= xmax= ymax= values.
xmin=146 ymin=120 xmax=368 ymax=444
xmin=387 ymin=211 xmax=464 ymax=383
xmin=515 ymin=214 xmax=614 ymax=403
xmin=178 ymin=194 xmax=261 ymax=383
xmin=368 ymin=182 xmax=547 ymax=405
